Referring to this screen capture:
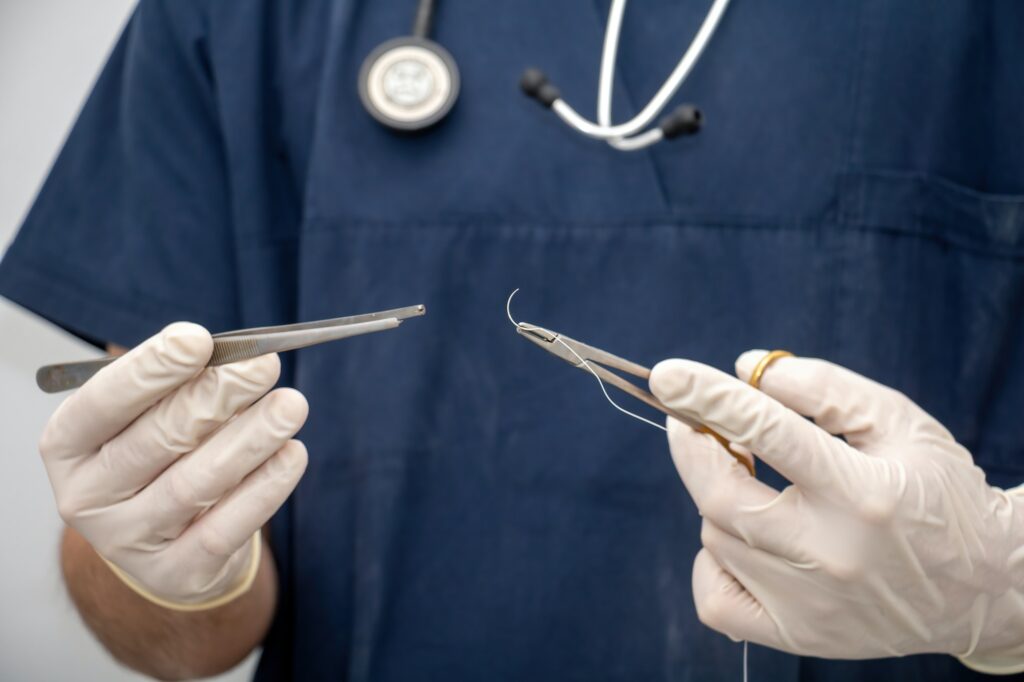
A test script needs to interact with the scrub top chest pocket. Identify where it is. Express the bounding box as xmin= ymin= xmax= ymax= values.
xmin=833 ymin=1 xmax=1024 ymax=481
xmin=835 ymin=171 xmax=1024 ymax=484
